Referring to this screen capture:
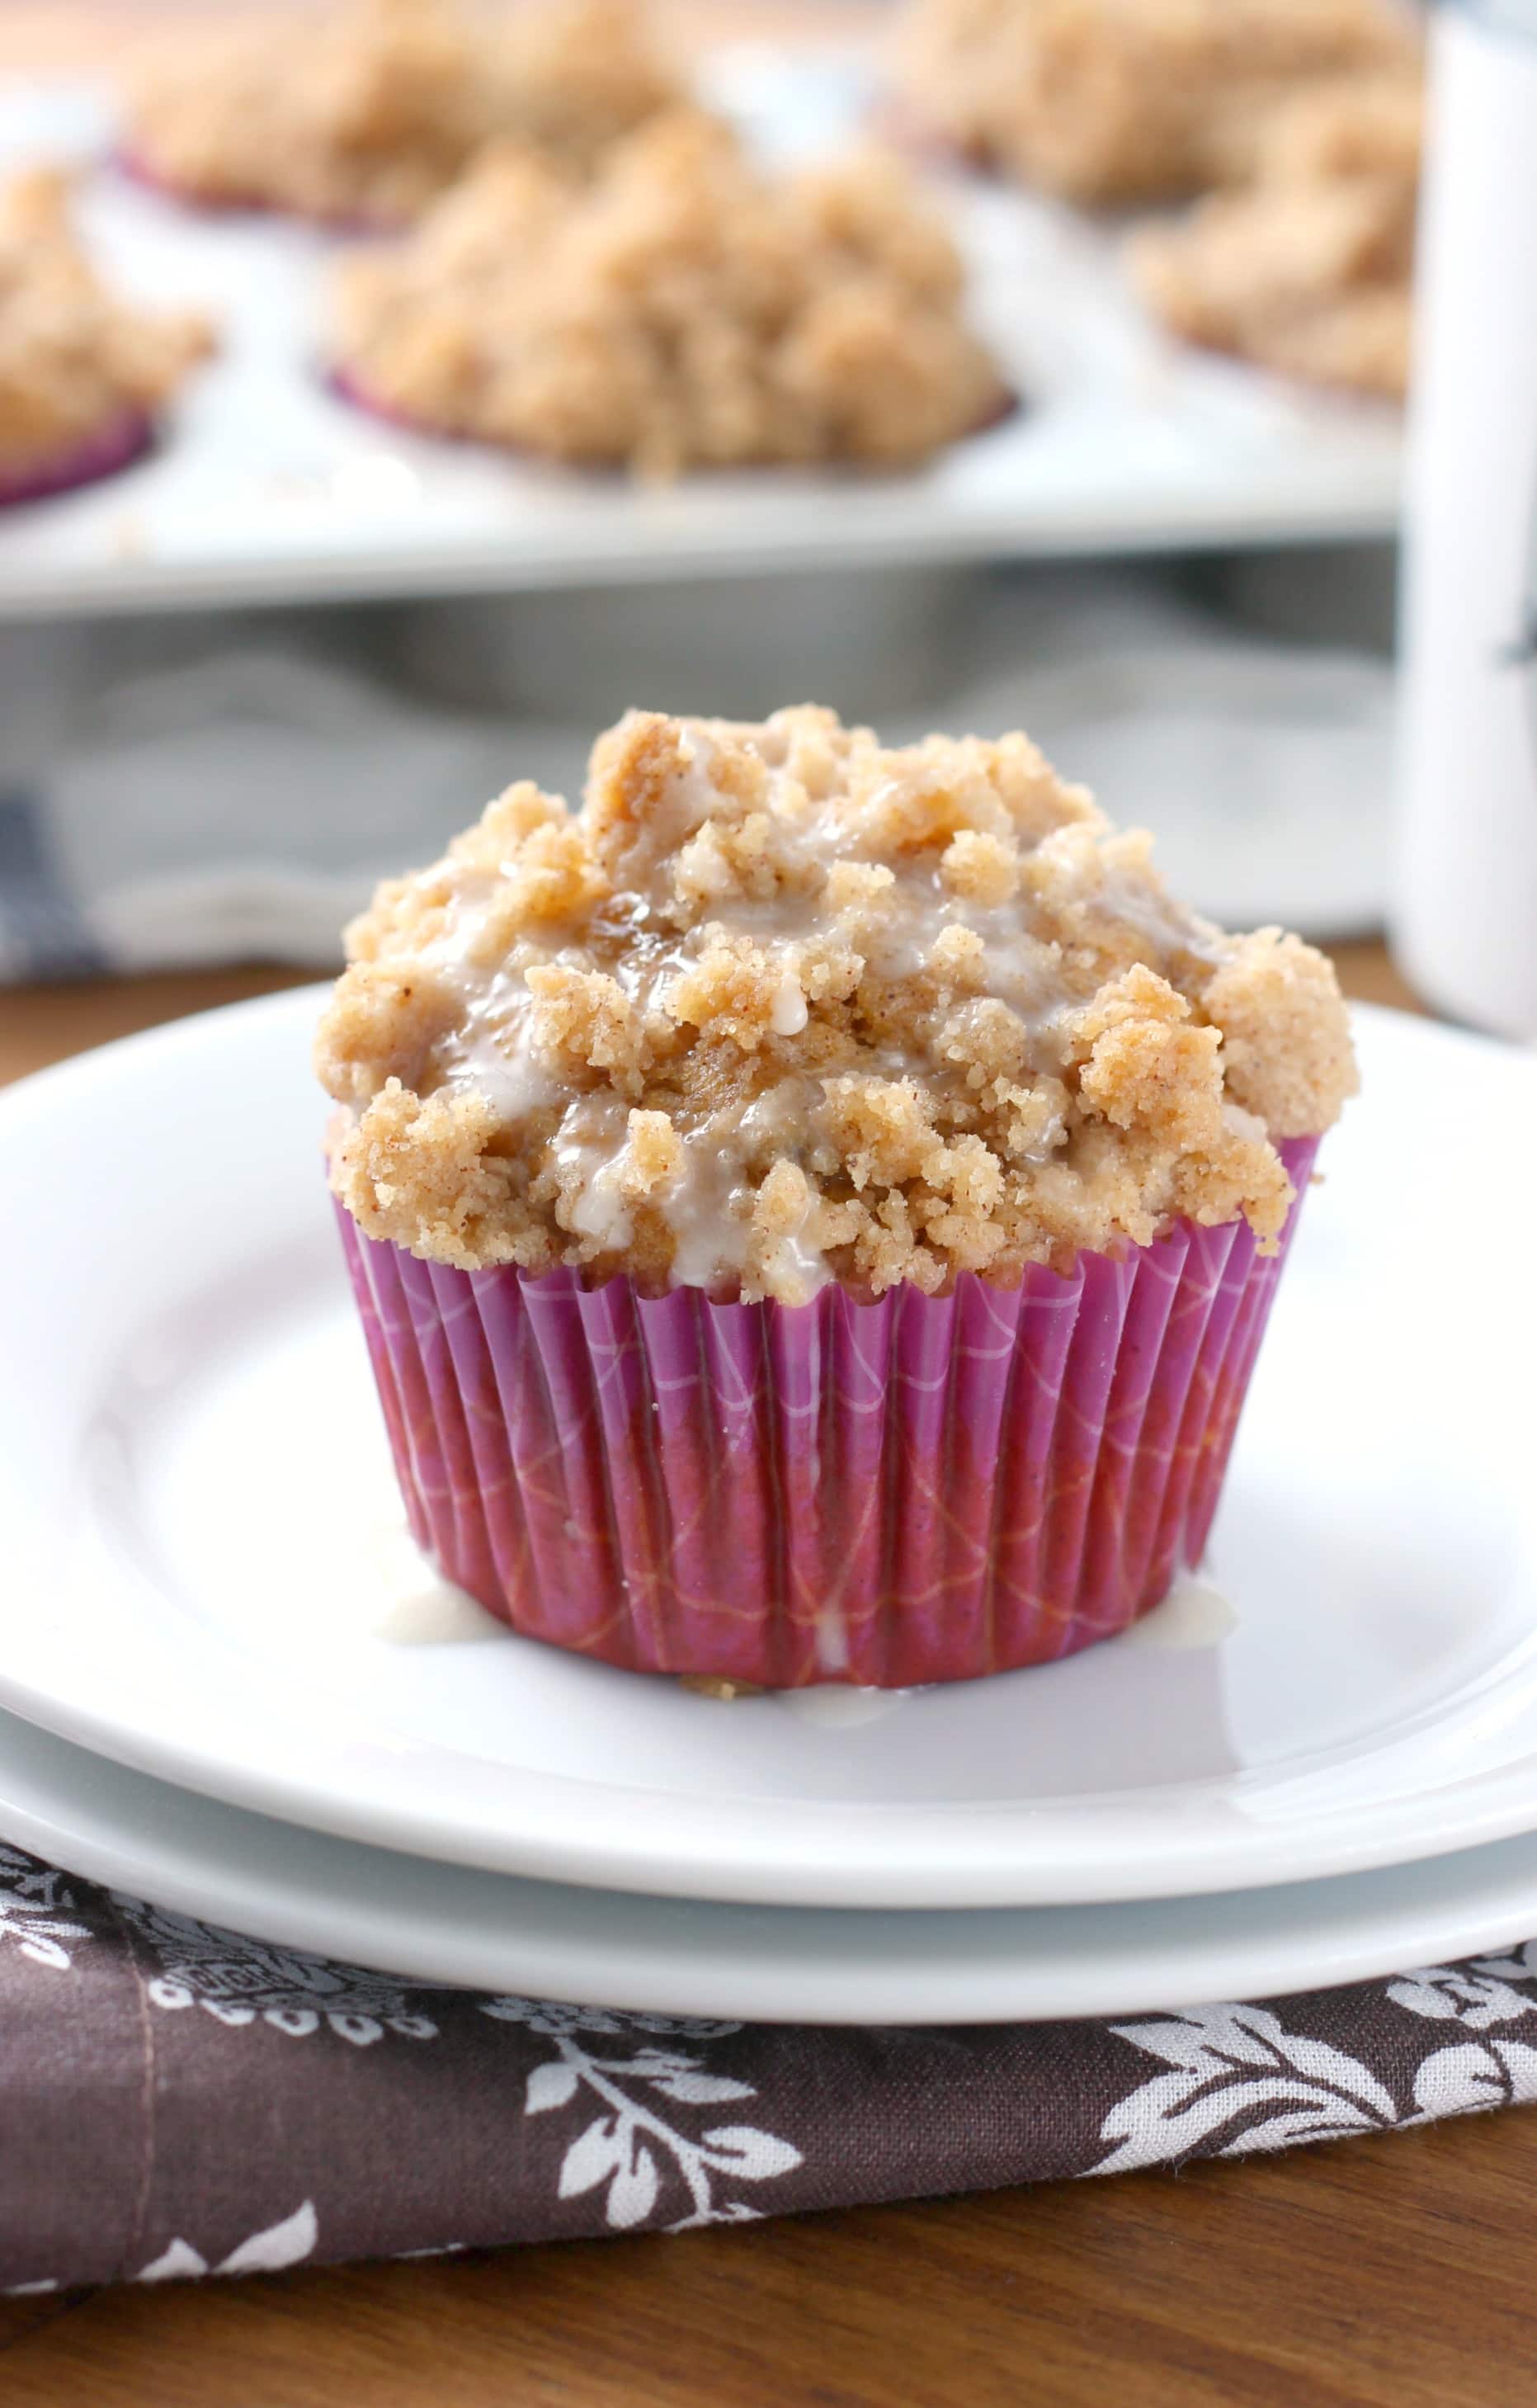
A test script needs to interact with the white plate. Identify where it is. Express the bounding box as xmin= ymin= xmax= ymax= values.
xmin=0 ymin=57 xmax=1399 ymax=620
xmin=10 ymin=1703 xmax=1537 ymax=2023
xmin=1 ymin=990 xmax=1534 ymax=1911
